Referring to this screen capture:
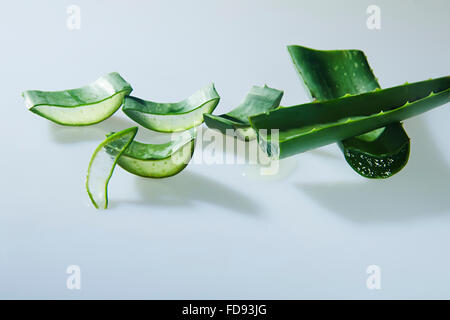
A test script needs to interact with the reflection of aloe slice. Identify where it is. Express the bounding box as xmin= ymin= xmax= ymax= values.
xmin=204 ymin=85 xmax=283 ymax=141
xmin=250 ymin=77 xmax=450 ymax=159
xmin=23 ymin=72 xmax=132 ymax=126
xmin=106 ymin=129 xmax=195 ymax=178
xmin=123 ymin=83 xmax=219 ymax=132
xmin=86 ymin=127 xmax=138 ymax=209
xmin=287 ymin=45 xmax=411 ymax=178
